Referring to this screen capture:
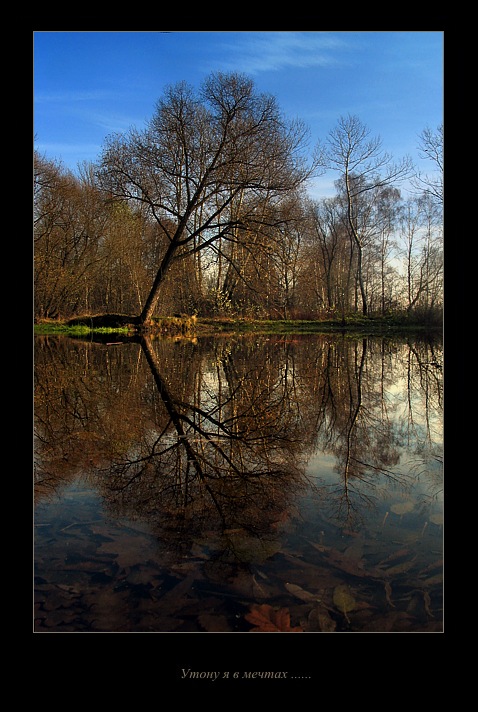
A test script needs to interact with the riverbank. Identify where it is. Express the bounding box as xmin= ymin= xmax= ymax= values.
xmin=34 ymin=313 xmax=442 ymax=338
